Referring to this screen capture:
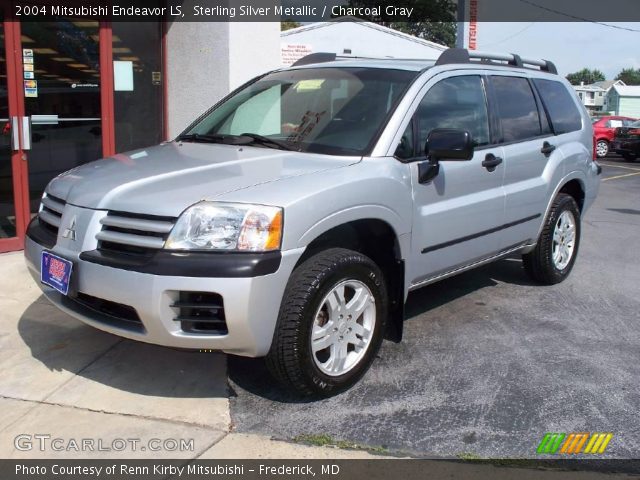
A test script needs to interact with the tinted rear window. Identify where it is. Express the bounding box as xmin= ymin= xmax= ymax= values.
xmin=533 ymin=79 xmax=582 ymax=134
